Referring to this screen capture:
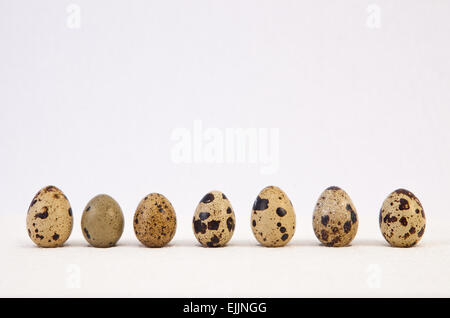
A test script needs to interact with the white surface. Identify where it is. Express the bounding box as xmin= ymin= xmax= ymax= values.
xmin=1 ymin=1 xmax=450 ymax=297
xmin=2 ymin=214 xmax=449 ymax=297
